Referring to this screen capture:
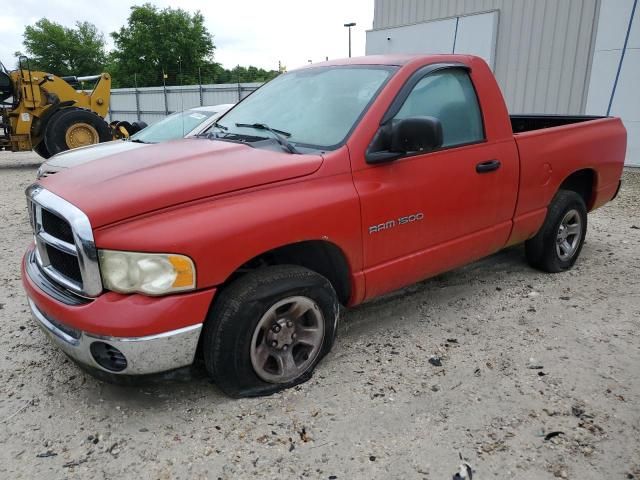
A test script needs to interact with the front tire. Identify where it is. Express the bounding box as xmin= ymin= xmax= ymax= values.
xmin=525 ymin=190 xmax=588 ymax=272
xmin=32 ymin=141 xmax=52 ymax=159
xmin=44 ymin=108 xmax=111 ymax=156
xmin=202 ymin=265 xmax=339 ymax=397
